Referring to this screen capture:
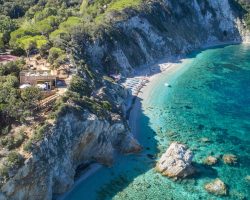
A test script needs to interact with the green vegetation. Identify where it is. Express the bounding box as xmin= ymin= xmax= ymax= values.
xmin=69 ymin=75 xmax=91 ymax=97
xmin=1 ymin=0 xmax=81 ymax=56
xmin=0 ymin=0 xmax=249 ymax=186
xmin=0 ymin=130 xmax=25 ymax=150
xmin=0 ymin=60 xmax=25 ymax=76
xmin=48 ymin=47 xmax=66 ymax=67
xmin=237 ymin=0 xmax=250 ymax=28
xmin=0 ymin=33 xmax=4 ymax=51
xmin=0 ymin=61 xmax=43 ymax=134
xmin=81 ymin=0 xmax=142 ymax=15
xmin=1 ymin=0 xmax=249 ymax=56
xmin=23 ymin=123 xmax=50 ymax=152
xmin=108 ymin=0 xmax=142 ymax=11
xmin=0 ymin=0 xmax=145 ymax=54
xmin=0 ymin=151 xmax=24 ymax=181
